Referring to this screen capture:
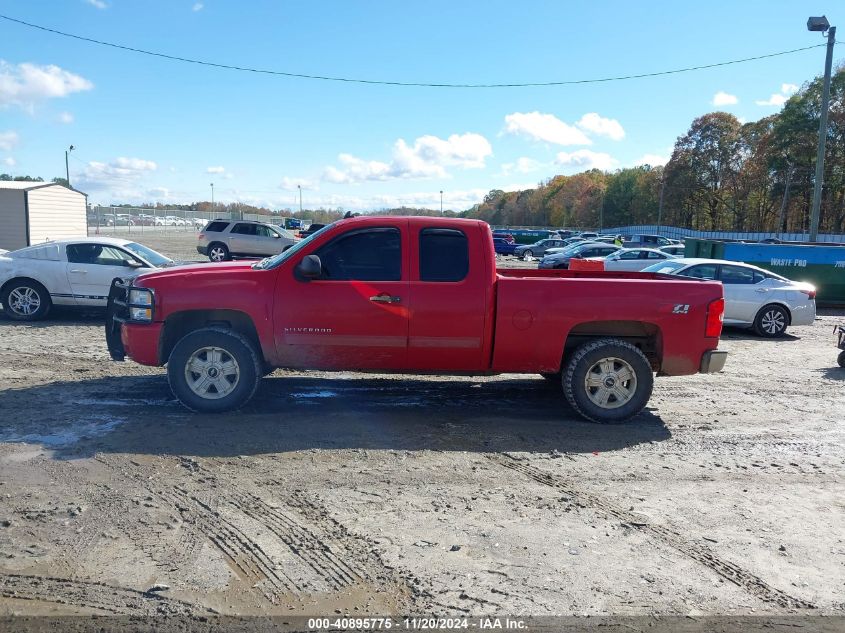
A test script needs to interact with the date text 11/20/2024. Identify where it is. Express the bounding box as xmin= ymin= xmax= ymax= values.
xmin=307 ymin=617 xmax=527 ymax=630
